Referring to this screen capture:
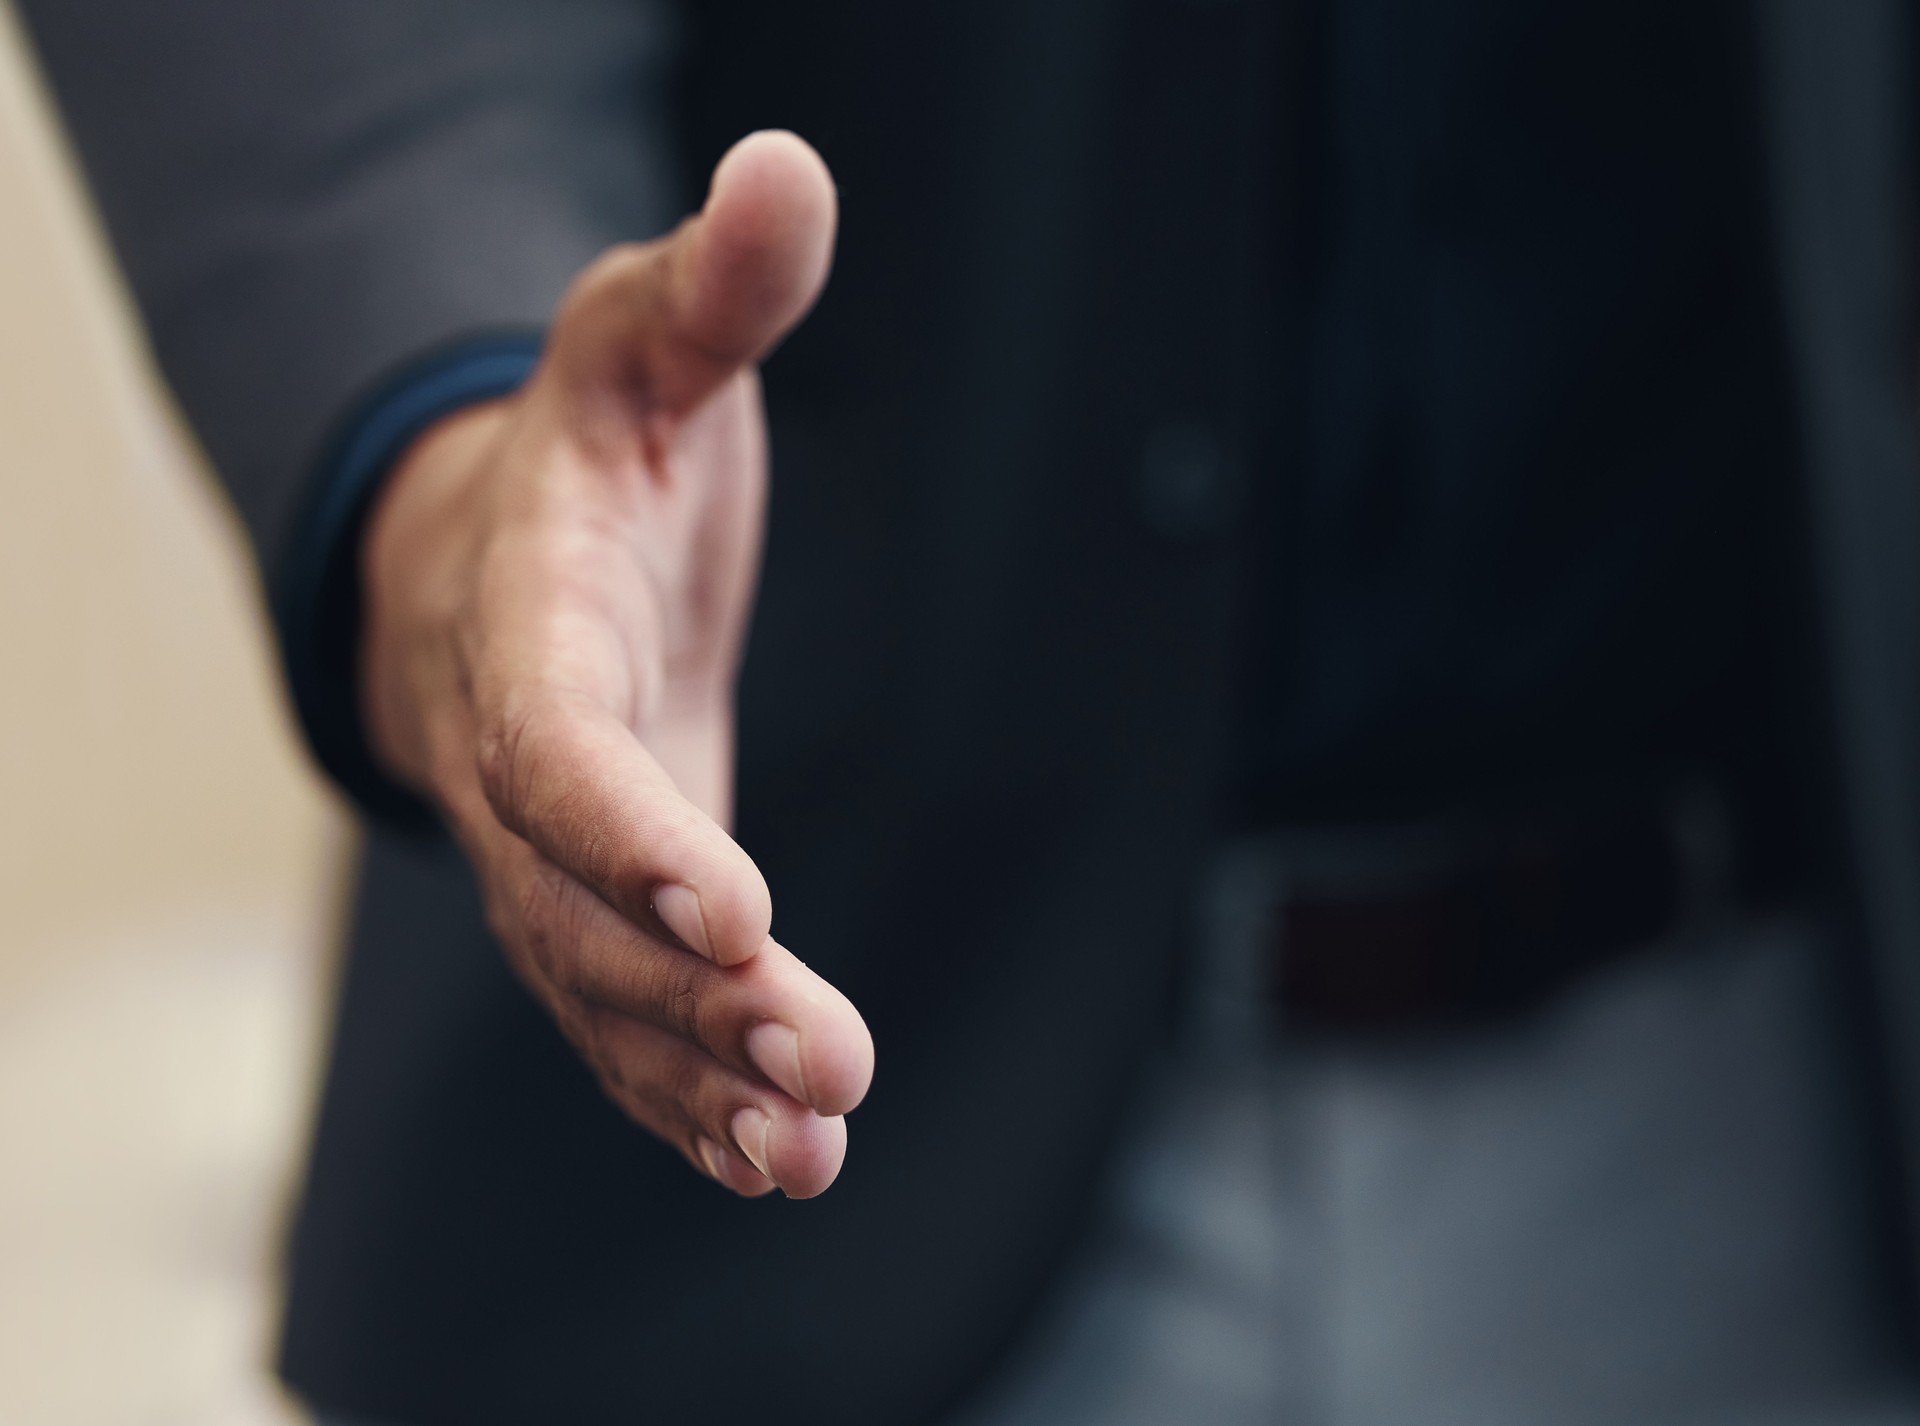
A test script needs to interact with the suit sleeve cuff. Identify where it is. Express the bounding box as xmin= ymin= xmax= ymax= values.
xmin=272 ymin=333 xmax=544 ymax=830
